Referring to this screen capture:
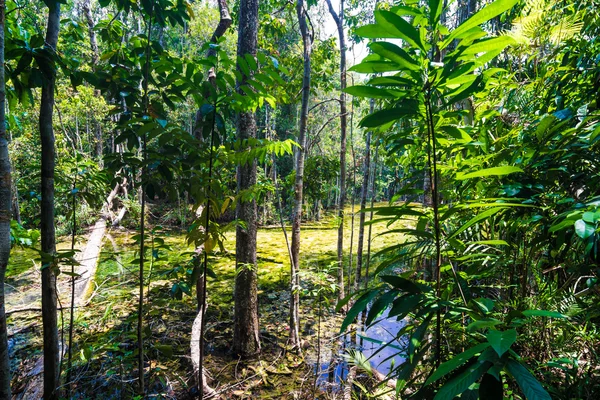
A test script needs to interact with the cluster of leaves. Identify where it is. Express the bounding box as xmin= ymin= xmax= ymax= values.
xmin=339 ymin=0 xmax=600 ymax=398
